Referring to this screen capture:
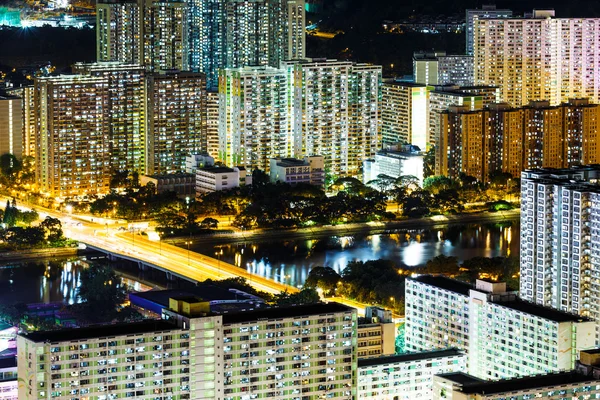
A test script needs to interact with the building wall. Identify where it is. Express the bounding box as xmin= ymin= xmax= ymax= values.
xmin=205 ymin=90 xmax=219 ymax=158
xmin=406 ymin=277 xmax=595 ymax=380
xmin=34 ymin=76 xmax=111 ymax=197
xmin=218 ymin=67 xmax=290 ymax=172
xmin=474 ymin=17 xmax=600 ymax=107
xmin=381 ymin=83 xmax=428 ymax=149
xmin=356 ymin=322 xmax=395 ymax=358
xmin=465 ymin=6 xmax=512 ymax=55
xmin=96 ymin=0 xmax=144 ymax=65
xmin=358 ymin=351 xmax=467 ymax=400
xmin=143 ymin=0 xmax=188 ymax=71
xmin=0 ymin=97 xmax=22 ymax=160
xmin=438 ymin=100 xmax=600 ymax=182
xmin=147 ymin=72 xmax=206 ymax=175
xmin=73 ymin=62 xmax=148 ymax=174
xmin=520 ymin=168 xmax=600 ymax=345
